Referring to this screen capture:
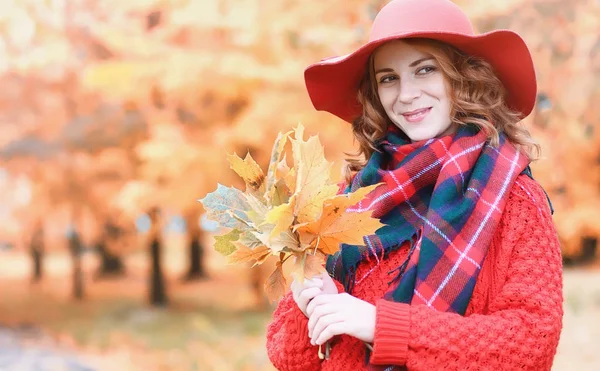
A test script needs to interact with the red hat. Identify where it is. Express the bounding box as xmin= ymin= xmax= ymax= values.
xmin=304 ymin=0 xmax=537 ymax=123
